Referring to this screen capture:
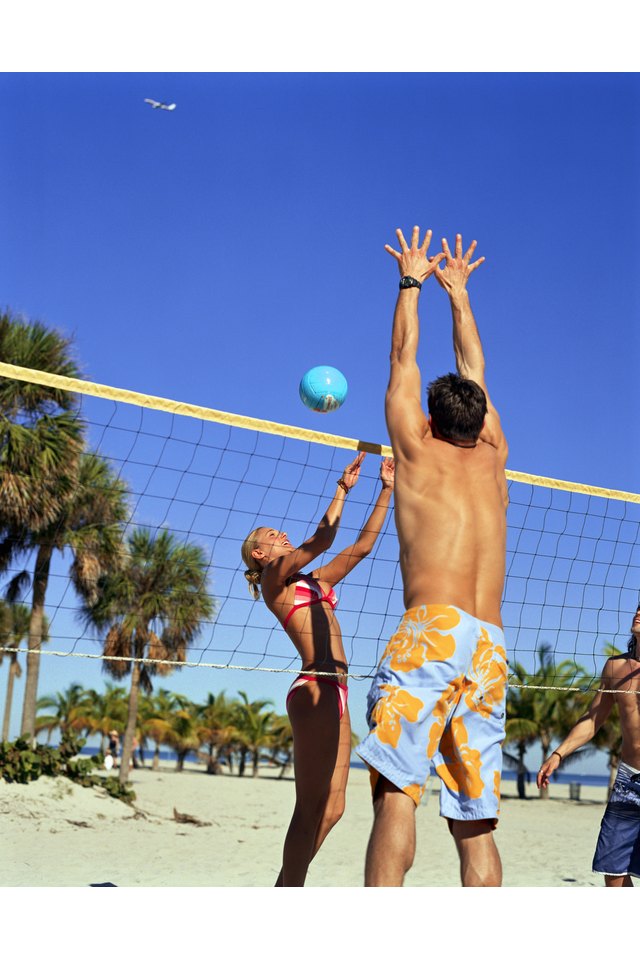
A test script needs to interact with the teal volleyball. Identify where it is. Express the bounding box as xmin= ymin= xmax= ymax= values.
xmin=299 ymin=366 xmax=348 ymax=413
